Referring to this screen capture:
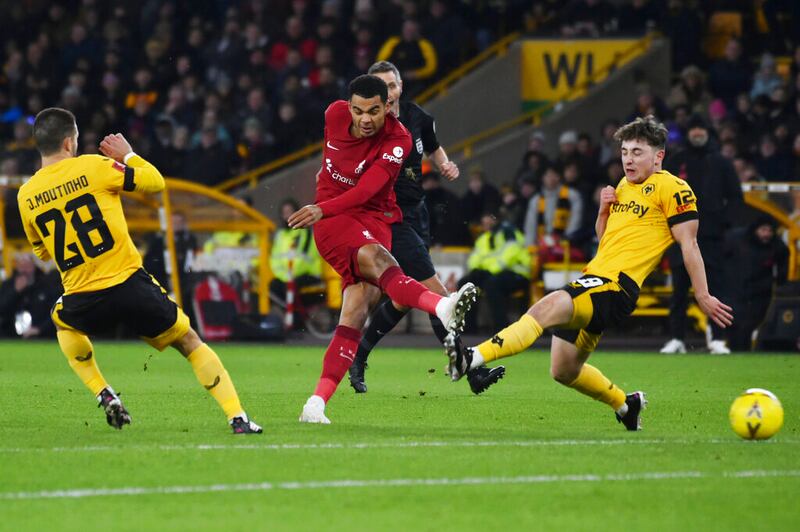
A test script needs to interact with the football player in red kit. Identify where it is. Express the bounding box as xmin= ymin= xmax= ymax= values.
xmin=289 ymin=75 xmax=477 ymax=423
